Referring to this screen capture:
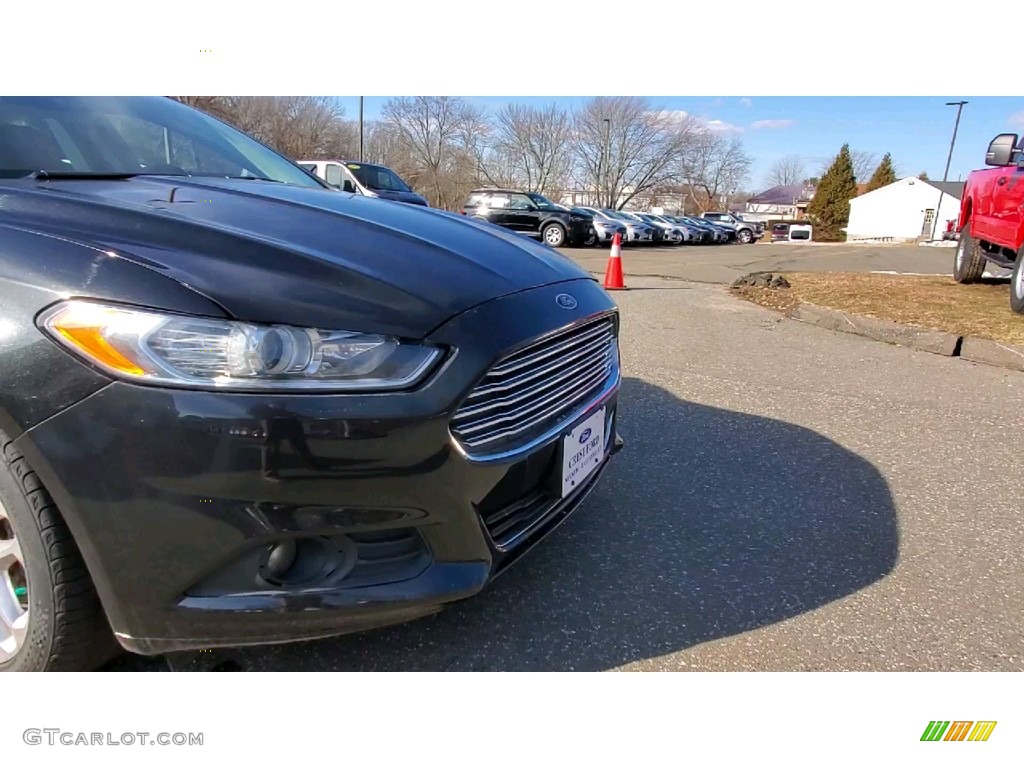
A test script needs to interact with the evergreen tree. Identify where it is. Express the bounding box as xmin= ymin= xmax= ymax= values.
xmin=806 ymin=143 xmax=858 ymax=241
xmin=918 ymin=171 xmax=929 ymax=181
xmin=866 ymin=153 xmax=897 ymax=192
